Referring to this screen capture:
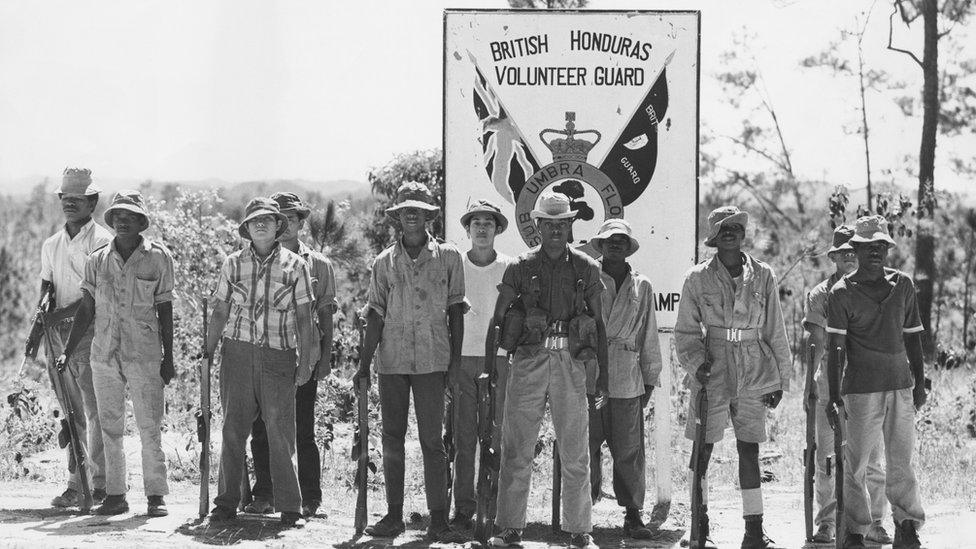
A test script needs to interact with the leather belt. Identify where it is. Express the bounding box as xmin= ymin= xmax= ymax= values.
xmin=706 ymin=326 xmax=759 ymax=343
xmin=549 ymin=320 xmax=568 ymax=333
